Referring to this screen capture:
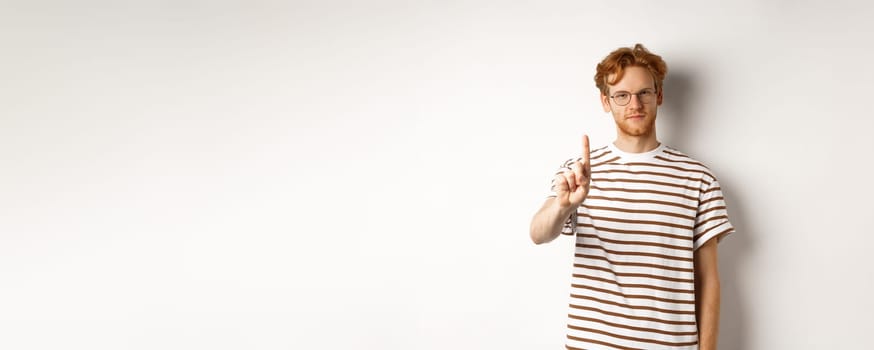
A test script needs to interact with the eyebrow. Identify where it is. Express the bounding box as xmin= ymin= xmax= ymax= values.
xmin=611 ymin=87 xmax=656 ymax=94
